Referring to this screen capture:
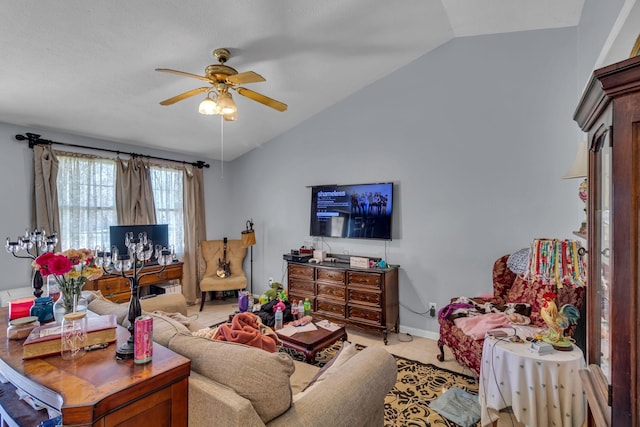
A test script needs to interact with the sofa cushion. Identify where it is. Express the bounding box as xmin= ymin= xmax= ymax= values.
xmin=302 ymin=341 xmax=358 ymax=391
xmin=492 ymin=254 xmax=517 ymax=303
xmin=168 ymin=332 xmax=295 ymax=423
xmin=147 ymin=311 xmax=192 ymax=347
xmin=88 ymin=297 xmax=129 ymax=325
